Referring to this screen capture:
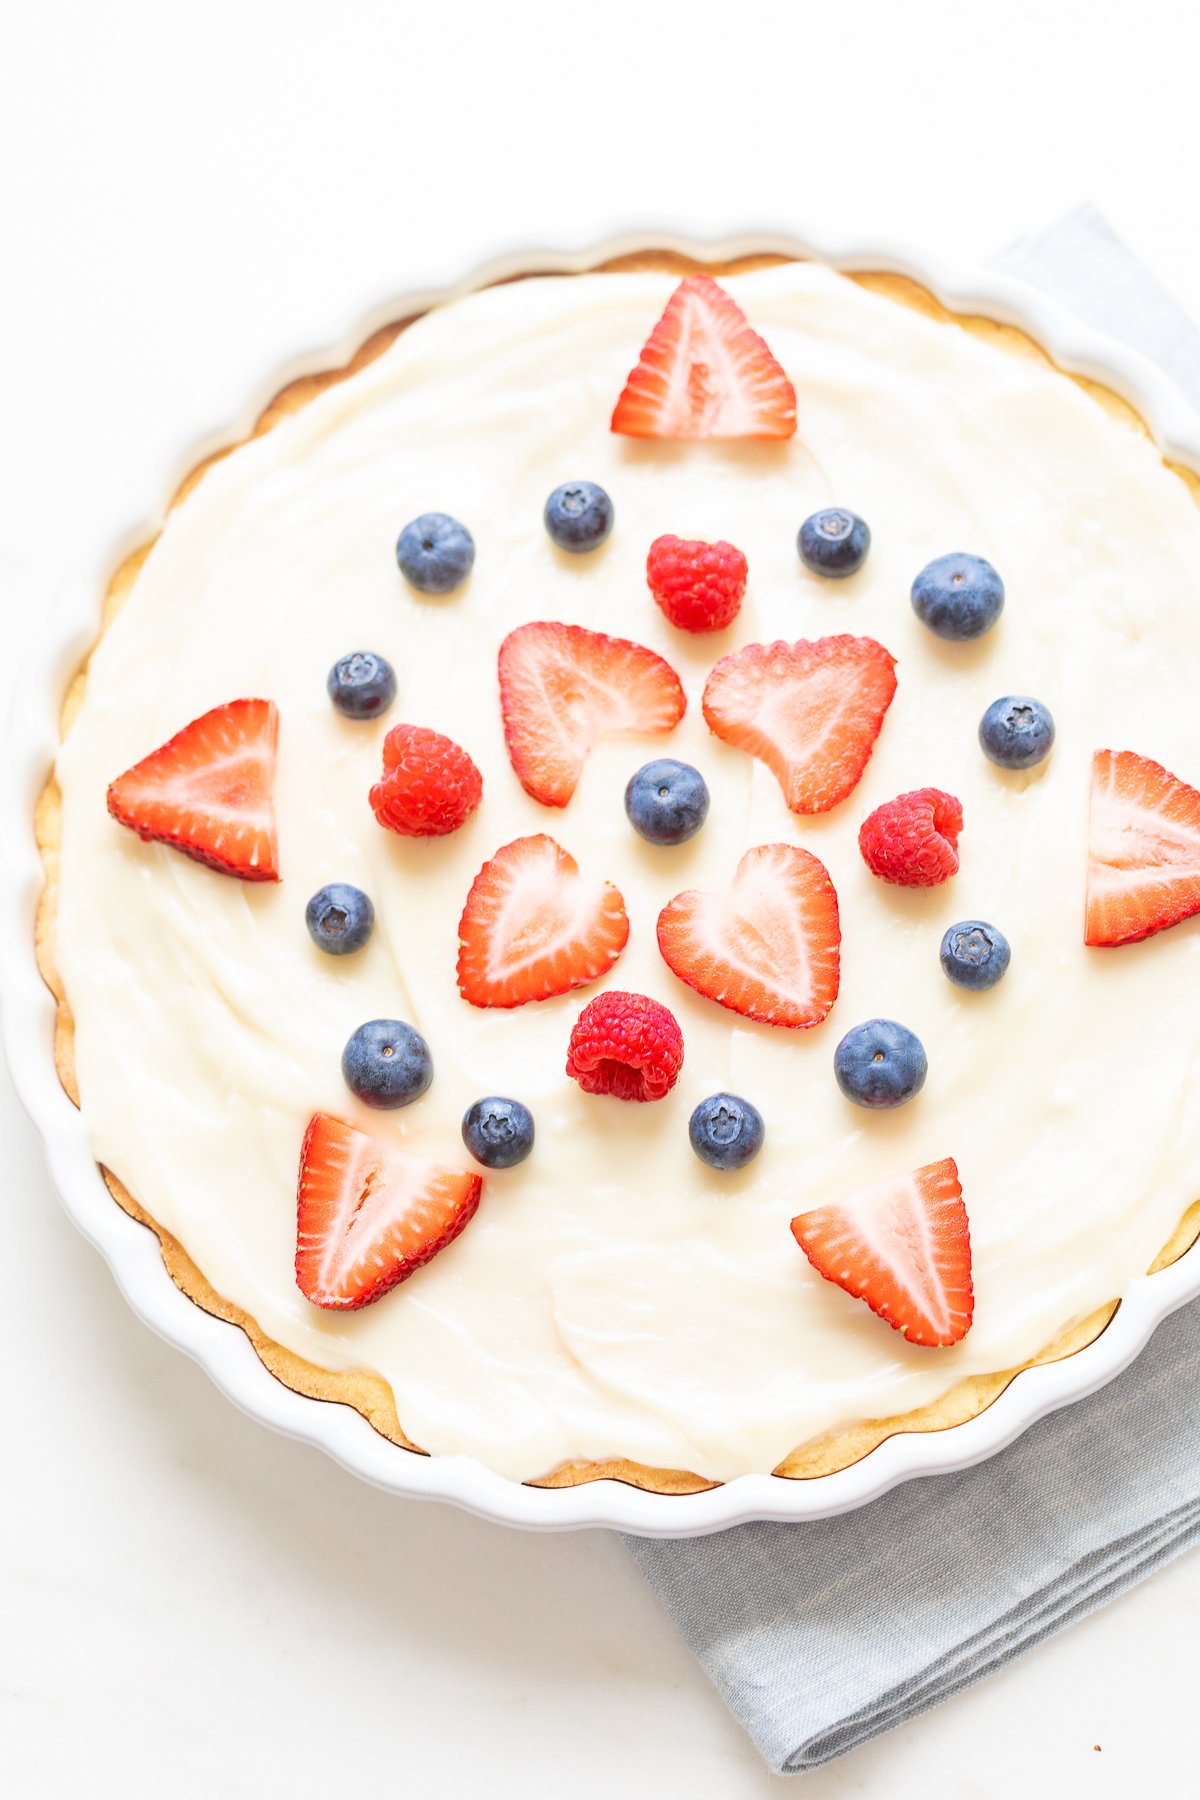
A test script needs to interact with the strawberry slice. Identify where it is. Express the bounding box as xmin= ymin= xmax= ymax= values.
xmin=296 ymin=1113 xmax=482 ymax=1310
xmin=791 ymin=1157 xmax=973 ymax=1347
xmin=702 ymin=635 xmax=897 ymax=814
xmin=107 ymin=697 xmax=280 ymax=880
xmin=656 ymin=843 xmax=840 ymax=1029
xmin=498 ymin=621 xmax=685 ymax=807
xmin=458 ymin=834 xmax=629 ymax=1008
xmin=611 ymin=275 xmax=797 ymax=440
xmin=1086 ymin=749 xmax=1200 ymax=946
